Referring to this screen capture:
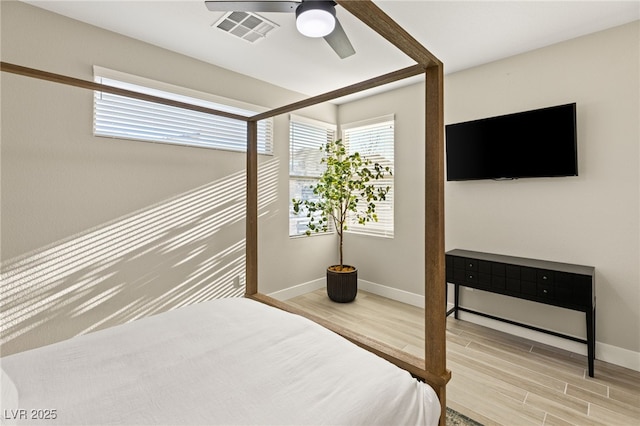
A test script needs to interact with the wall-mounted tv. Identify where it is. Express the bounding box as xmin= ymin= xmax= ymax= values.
xmin=445 ymin=103 xmax=578 ymax=181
